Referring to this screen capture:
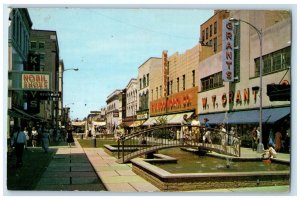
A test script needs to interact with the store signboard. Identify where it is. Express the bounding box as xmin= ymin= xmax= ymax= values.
xmin=9 ymin=71 xmax=51 ymax=91
xmin=222 ymin=19 xmax=234 ymax=82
